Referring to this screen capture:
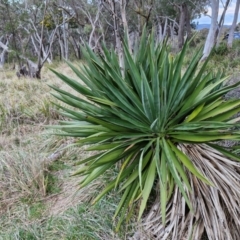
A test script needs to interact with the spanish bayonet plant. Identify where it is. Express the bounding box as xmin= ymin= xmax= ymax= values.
xmin=50 ymin=30 xmax=240 ymax=239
